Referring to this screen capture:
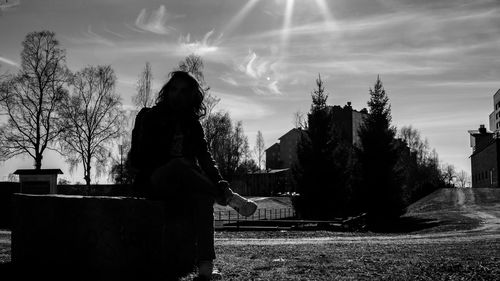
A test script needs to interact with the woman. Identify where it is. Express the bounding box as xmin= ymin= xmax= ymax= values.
xmin=129 ymin=71 xmax=257 ymax=280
